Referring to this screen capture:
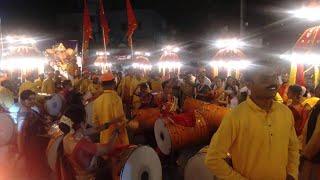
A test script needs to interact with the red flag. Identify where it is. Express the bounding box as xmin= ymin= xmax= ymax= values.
xmin=82 ymin=0 xmax=92 ymax=69
xmin=126 ymin=0 xmax=138 ymax=47
xmin=99 ymin=0 xmax=110 ymax=48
